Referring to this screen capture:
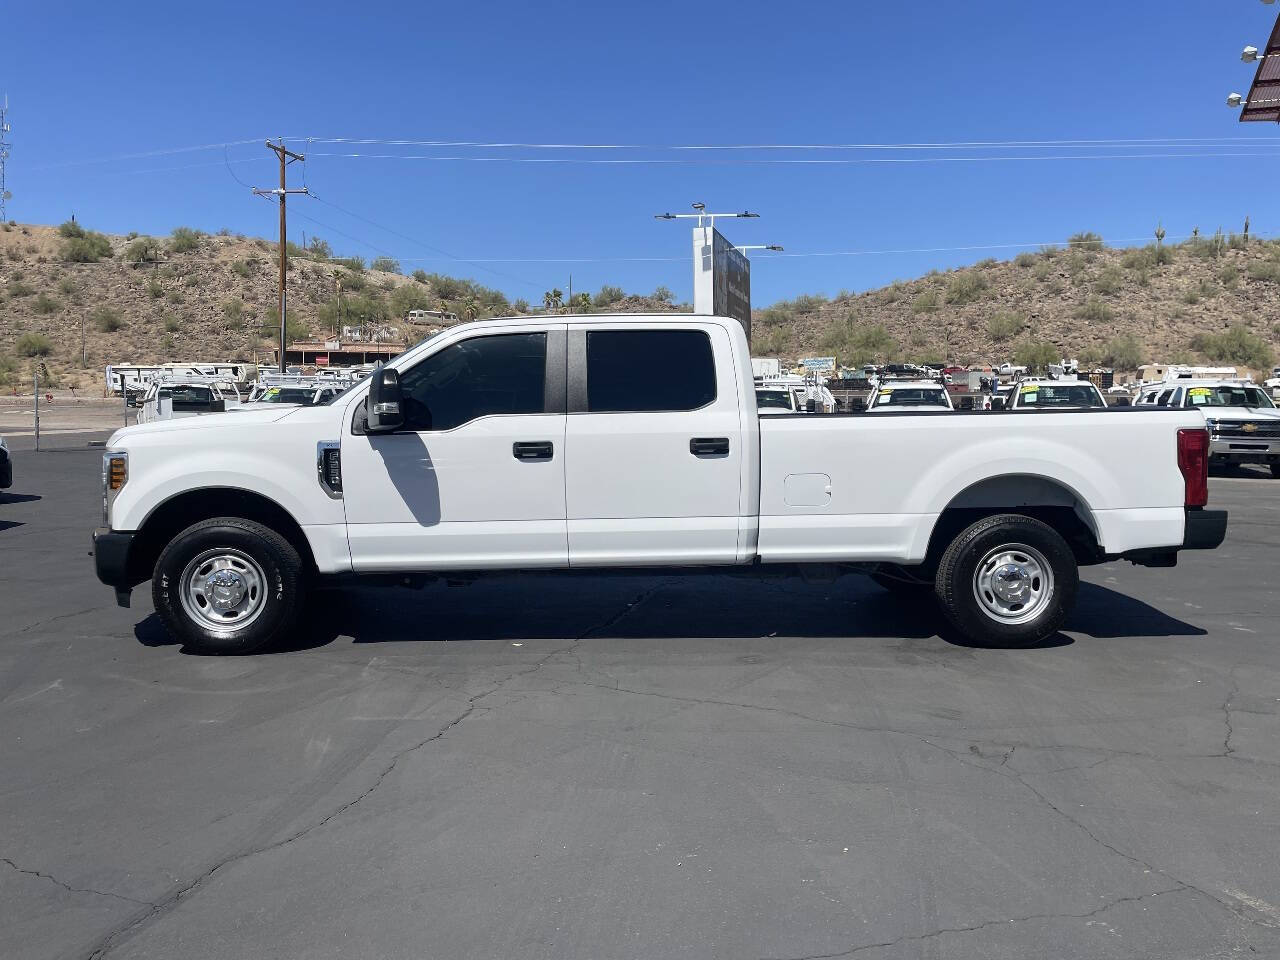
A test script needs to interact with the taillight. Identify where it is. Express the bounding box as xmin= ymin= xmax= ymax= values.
xmin=1177 ymin=428 xmax=1209 ymax=507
